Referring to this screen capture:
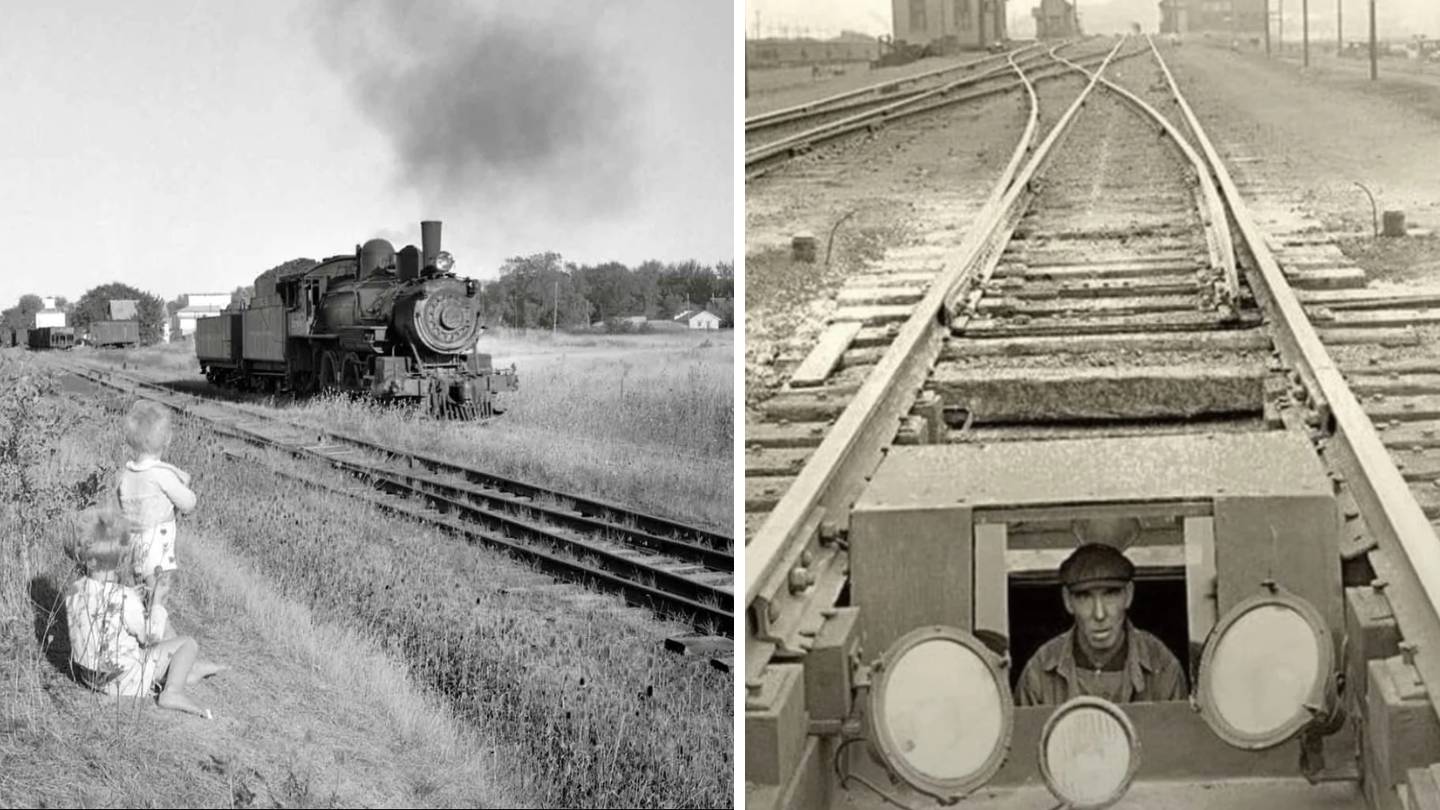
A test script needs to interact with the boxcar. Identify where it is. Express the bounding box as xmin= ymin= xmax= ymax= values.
xmin=28 ymin=326 xmax=75 ymax=350
xmin=90 ymin=320 xmax=140 ymax=348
